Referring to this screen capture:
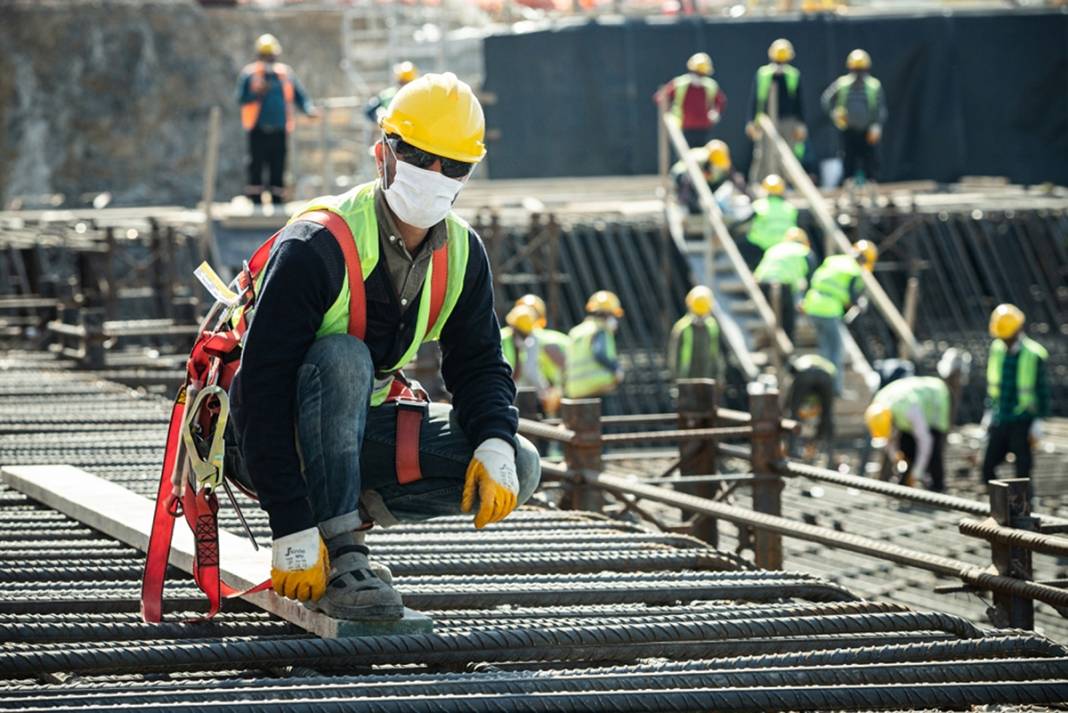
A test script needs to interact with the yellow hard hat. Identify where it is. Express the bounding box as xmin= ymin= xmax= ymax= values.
xmin=846 ymin=49 xmax=871 ymax=72
xmin=394 ymin=61 xmax=419 ymax=84
xmin=255 ymin=33 xmax=282 ymax=57
xmin=705 ymin=140 xmax=731 ymax=170
xmin=768 ymin=38 xmax=795 ymax=64
xmin=586 ymin=290 xmax=624 ymax=318
xmin=865 ymin=402 xmax=893 ymax=442
xmin=506 ymin=304 xmax=538 ymax=335
xmin=762 ymin=174 xmax=786 ymax=196
xmin=516 ymin=294 xmax=547 ymax=328
xmin=380 ymin=72 xmax=486 ymax=163
xmin=687 ymin=52 xmax=713 ymax=76
xmin=686 ymin=285 xmax=714 ymax=317
xmin=989 ymin=303 xmax=1025 ymax=340
xmin=785 ymin=226 xmax=810 ymax=247
xmin=853 ymin=240 xmax=878 ymax=271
